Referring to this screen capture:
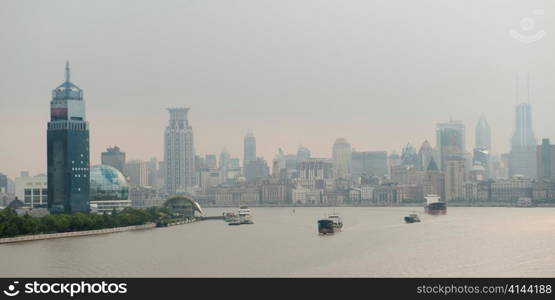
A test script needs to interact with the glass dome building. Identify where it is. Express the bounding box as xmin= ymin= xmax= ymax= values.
xmin=89 ymin=165 xmax=131 ymax=213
